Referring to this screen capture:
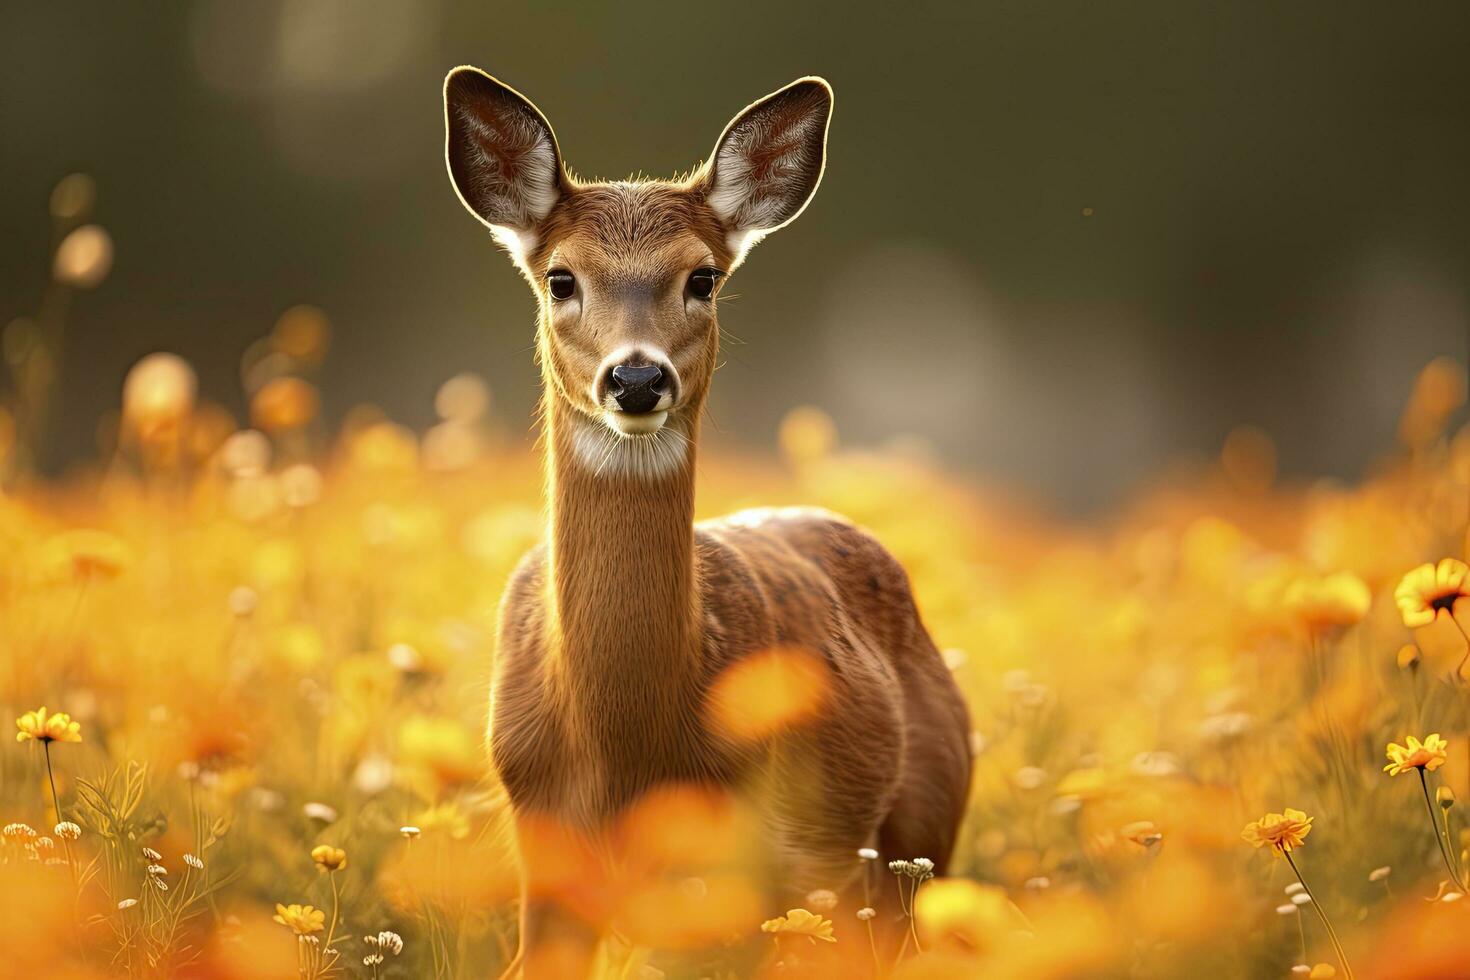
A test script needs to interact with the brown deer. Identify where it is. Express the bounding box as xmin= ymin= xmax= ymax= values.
xmin=443 ymin=66 xmax=972 ymax=975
